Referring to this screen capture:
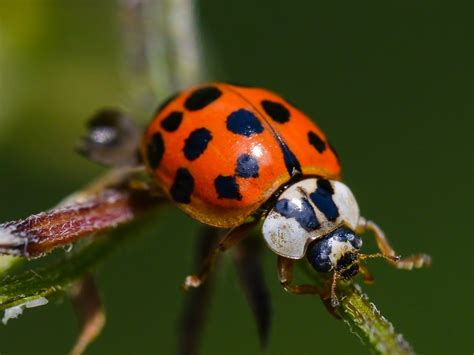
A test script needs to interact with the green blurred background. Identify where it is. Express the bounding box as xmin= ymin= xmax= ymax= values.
xmin=0 ymin=0 xmax=472 ymax=354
